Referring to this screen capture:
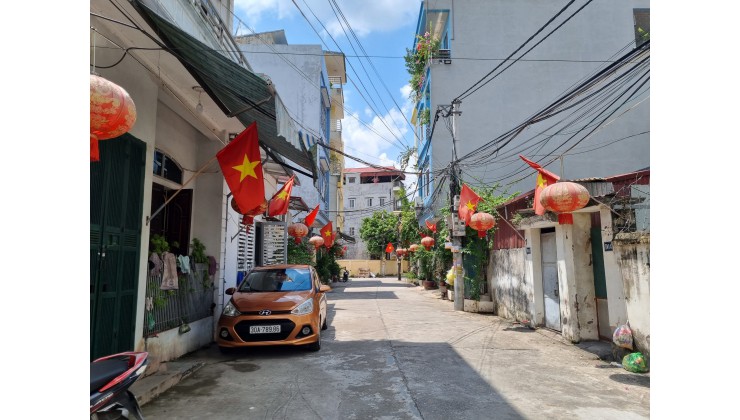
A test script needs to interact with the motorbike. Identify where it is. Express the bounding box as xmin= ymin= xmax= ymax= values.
xmin=90 ymin=351 xmax=149 ymax=419
xmin=342 ymin=269 xmax=349 ymax=282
